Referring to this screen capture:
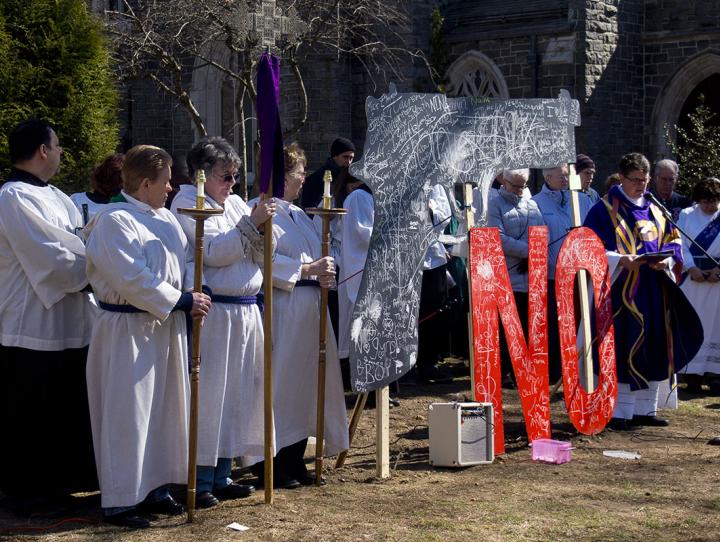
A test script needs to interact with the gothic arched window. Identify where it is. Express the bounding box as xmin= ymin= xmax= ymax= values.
xmin=445 ymin=51 xmax=509 ymax=99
